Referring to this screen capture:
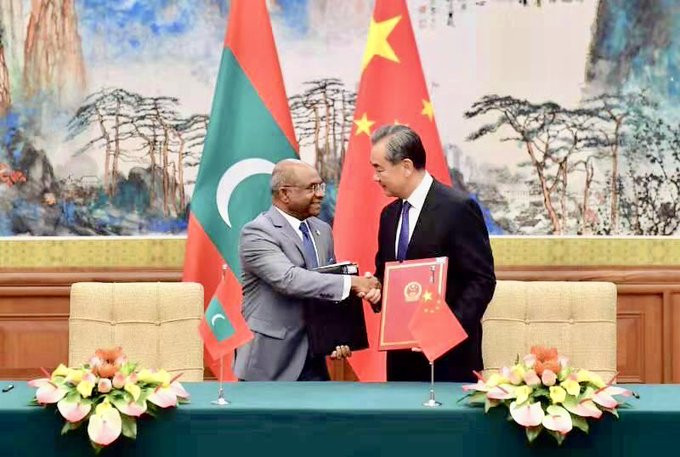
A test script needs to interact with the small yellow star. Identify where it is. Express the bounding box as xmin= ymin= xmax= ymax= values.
xmin=421 ymin=99 xmax=434 ymax=122
xmin=422 ymin=291 xmax=433 ymax=302
xmin=362 ymin=15 xmax=402 ymax=71
xmin=354 ymin=113 xmax=375 ymax=136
